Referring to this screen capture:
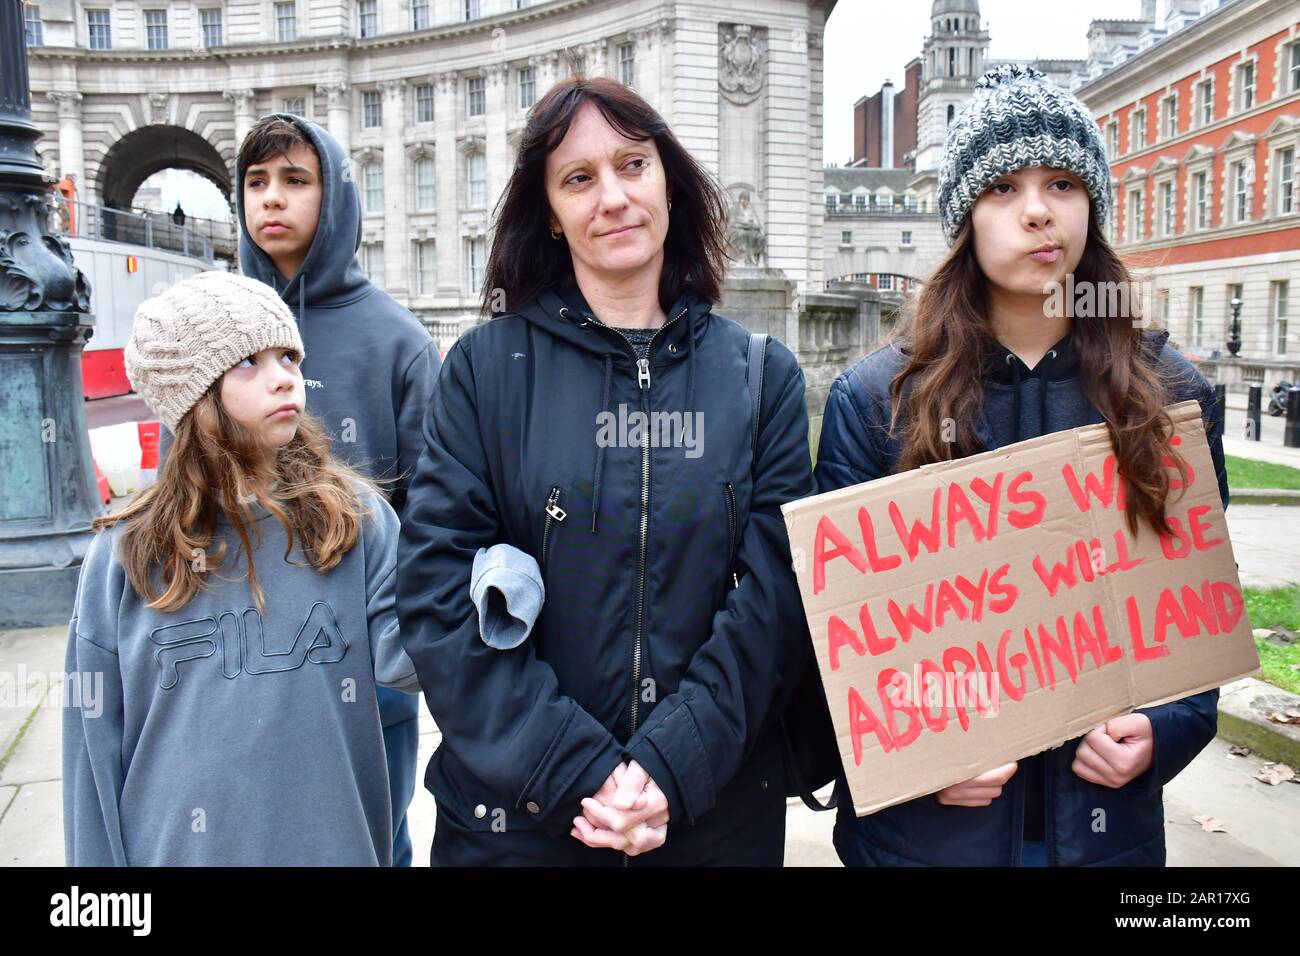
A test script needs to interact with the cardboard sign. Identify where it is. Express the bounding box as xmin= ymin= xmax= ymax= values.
xmin=782 ymin=401 xmax=1260 ymax=816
